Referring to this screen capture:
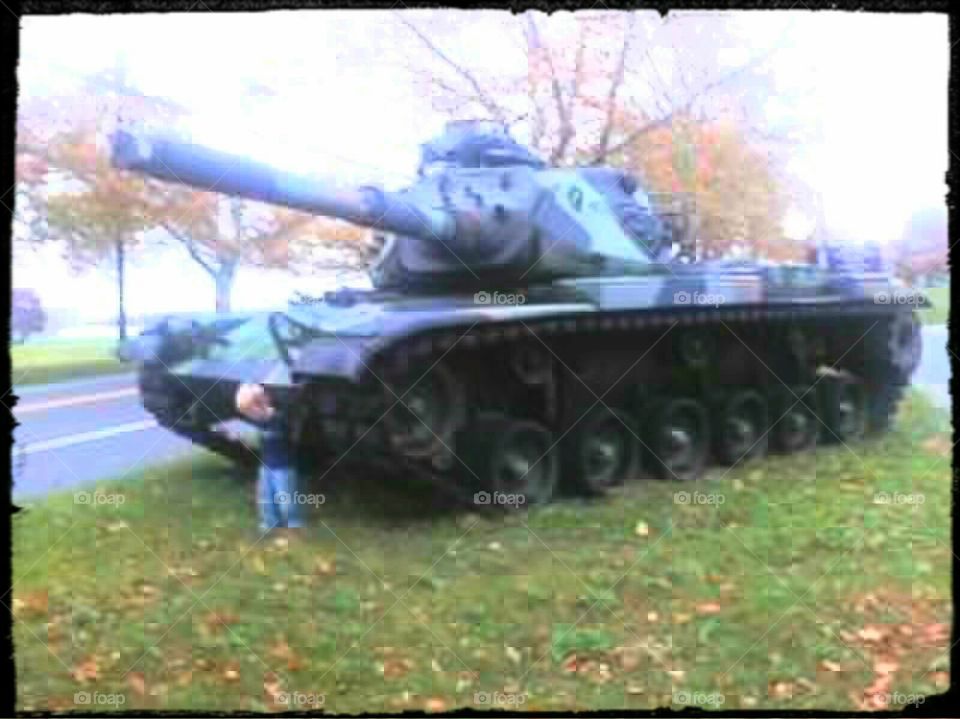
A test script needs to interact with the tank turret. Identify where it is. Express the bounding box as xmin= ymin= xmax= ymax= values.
xmin=111 ymin=123 xmax=669 ymax=288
